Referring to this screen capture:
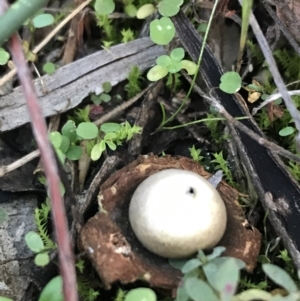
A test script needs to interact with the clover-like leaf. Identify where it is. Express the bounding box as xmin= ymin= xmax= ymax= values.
xmin=137 ymin=4 xmax=155 ymax=19
xmin=167 ymin=60 xmax=182 ymax=73
xmin=219 ymin=71 xmax=242 ymax=94
xmin=181 ymin=60 xmax=197 ymax=75
xmin=150 ymin=17 xmax=175 ymax=45
xmin=65 ymin=145 xmax=82 ymax=160
xmin=91 ymin=141 xmax=106 ymax=161
xmin=158 ymin=0 xmax=183 ymax=17
xmin=35 ymin=252 xmax=50 ymax=267
xmin=33 ymin=14 xmax=54 ymax=28
xmin=170 ymin=47 xmax=185 ymax=61
xmin=76 ymin=122 xmax=98 ymax=139
xmin=43 ymin=62 xmax=56 ymax=75
xmin=49 ymin=131 xmax=62 ymax=149
xmin=94 ymin=0 xmax=115 ymax=15
xmin=102 ymin=81 xmax=112 ymax=93
xmin=61 ymin=120 xmax=77 ymax=142
xmin=125 ymin=288 xmax=156 ymax=301
xmin=124 ymin=4 xmax=137 ymax=17
xmin=25 ymin=231 xmax=45 ymax=253
xmin=156 ymin=55 xmax=172 ymax=67
xmin=279 ymin=126 xmax=294 ymax=137
xmin=60 ymin=135 xmax=70 ymax=153
xmin=147 ymin=65 xmax=168 ymax=81
xmin=101 ymin=123 xmax=121 ymax=133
